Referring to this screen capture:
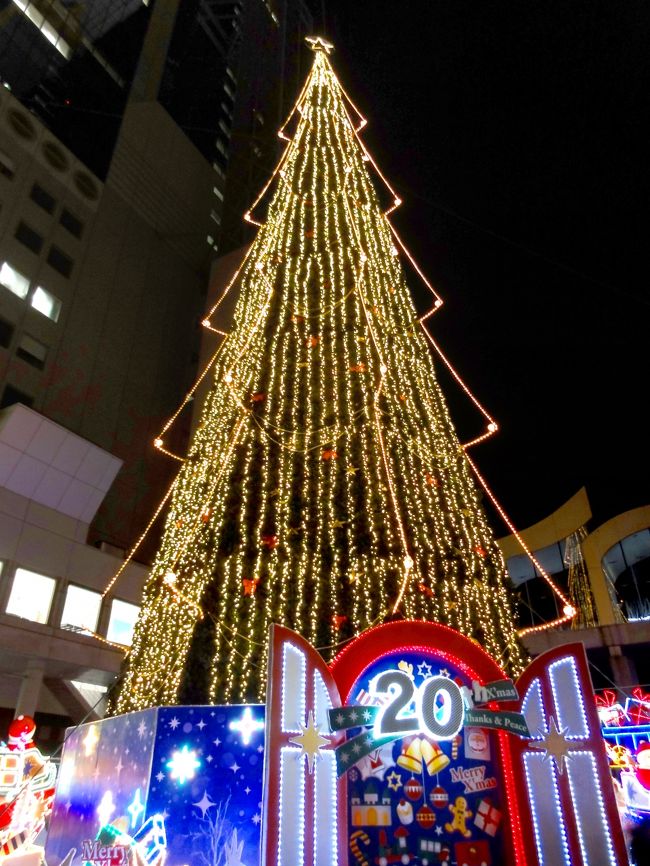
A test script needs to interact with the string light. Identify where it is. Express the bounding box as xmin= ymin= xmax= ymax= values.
xmin=110 ymin=39 xmax=532 ymax=715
